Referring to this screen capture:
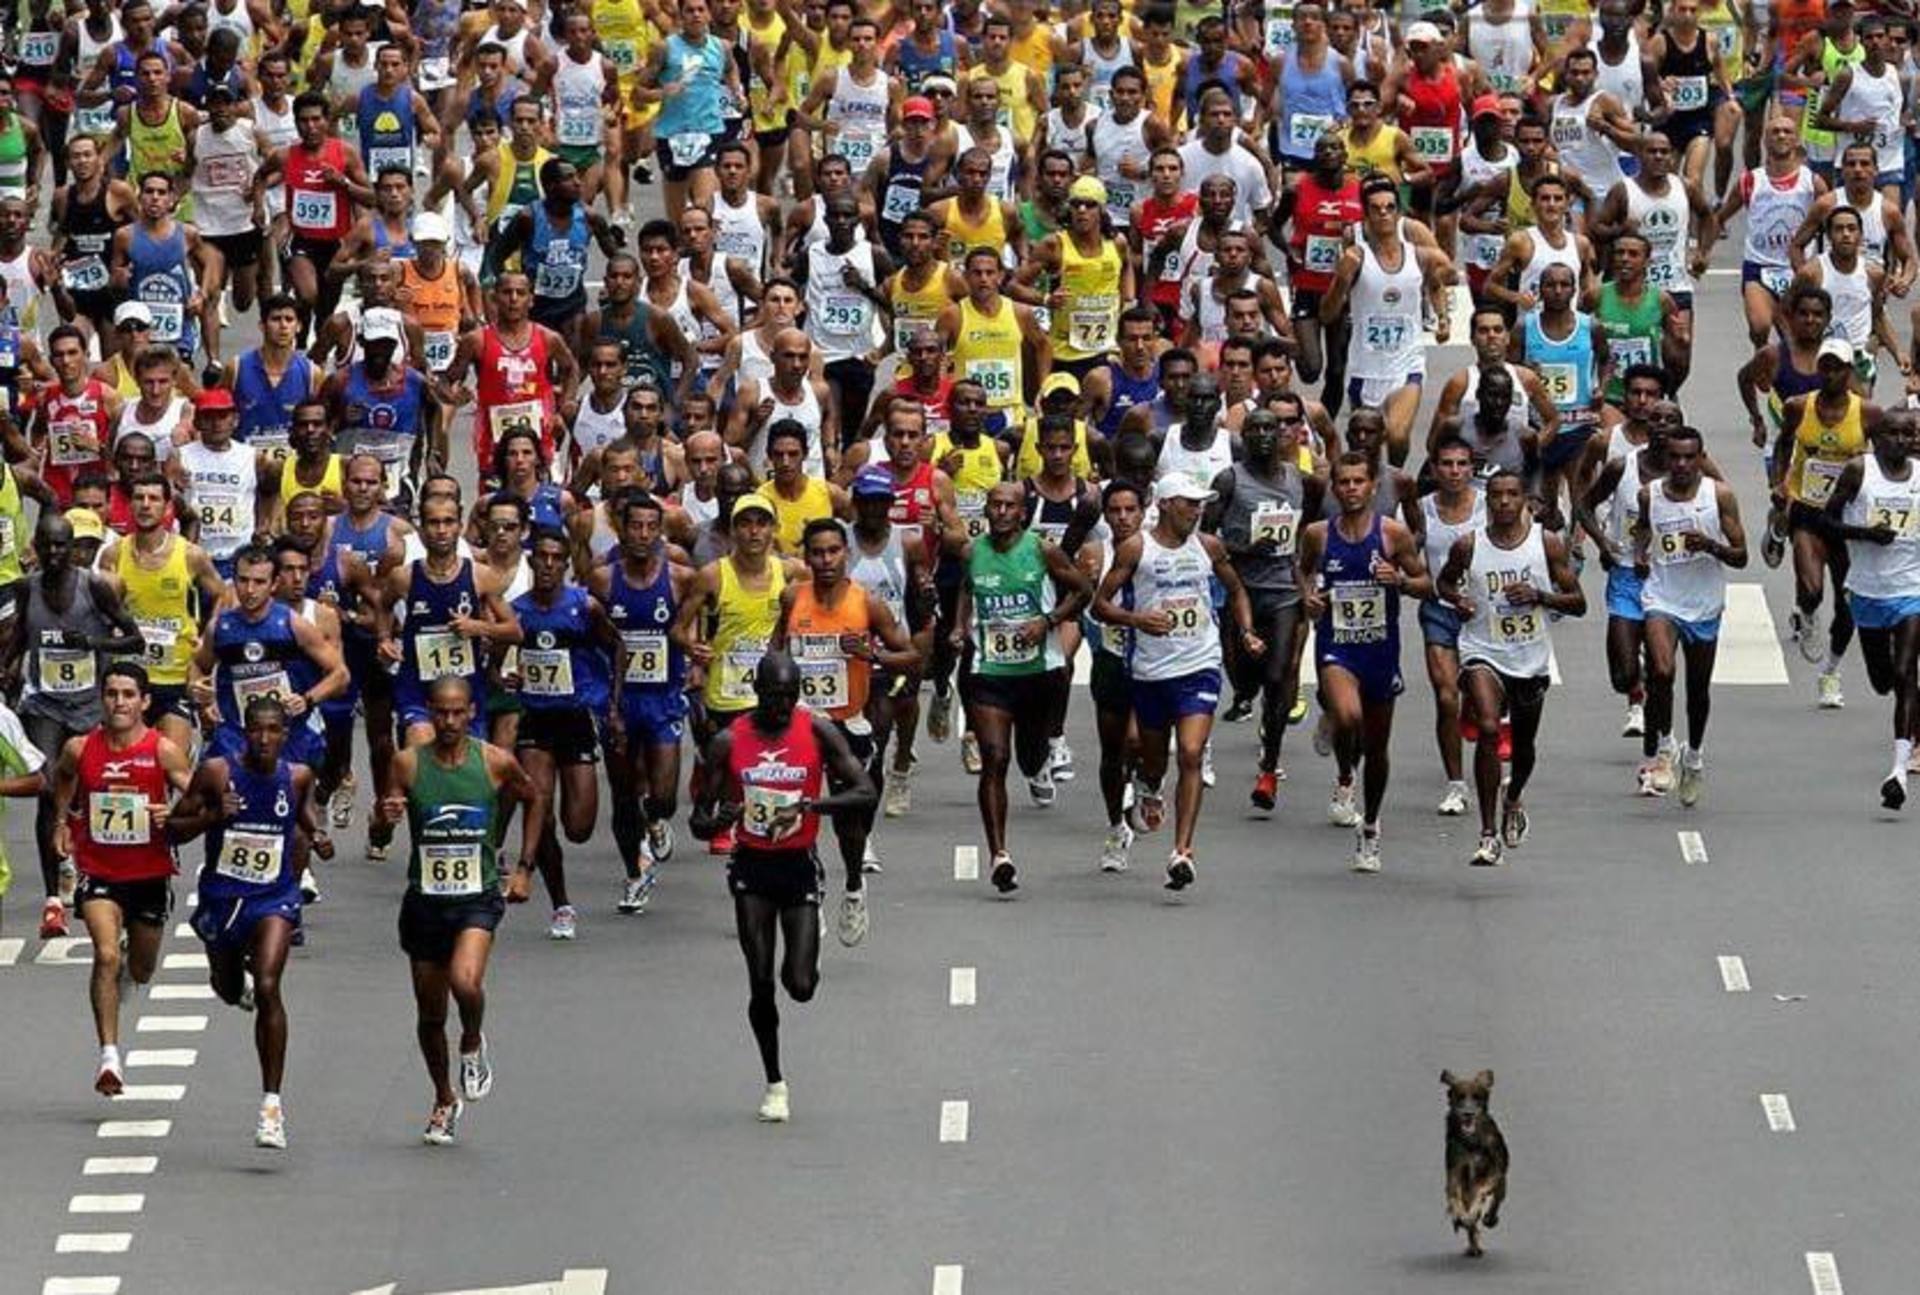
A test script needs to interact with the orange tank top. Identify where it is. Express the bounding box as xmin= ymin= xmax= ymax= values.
xmin=786 ymin=581 xmax=872 ymax=719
